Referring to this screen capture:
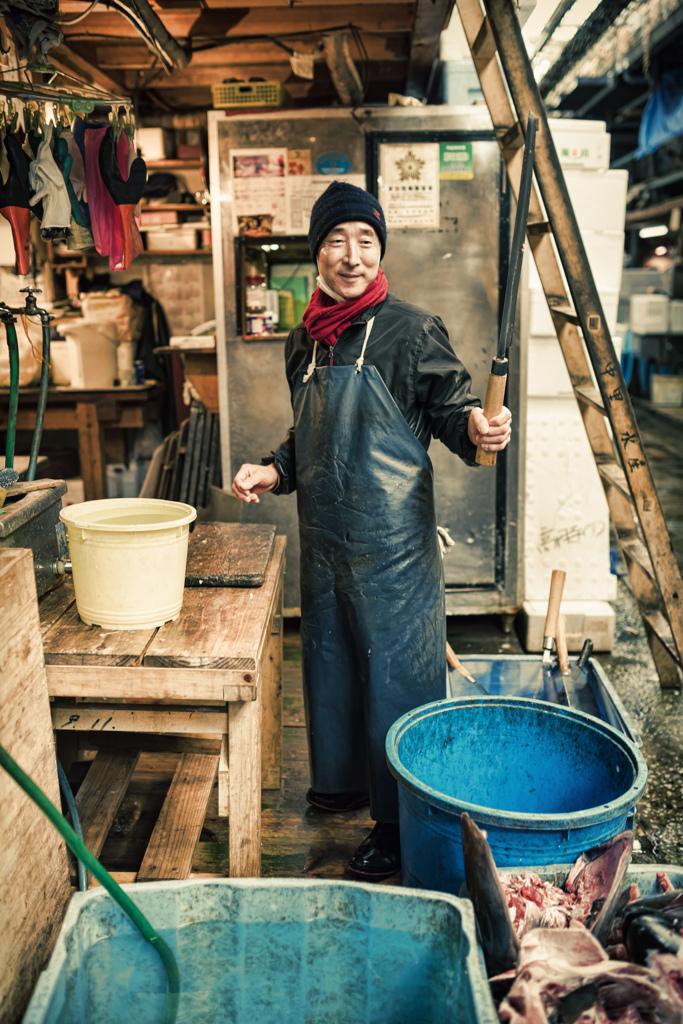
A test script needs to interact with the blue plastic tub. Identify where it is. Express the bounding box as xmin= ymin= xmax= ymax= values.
xmin=447 ymin=654 xmax=641 ymax=746
xmin=22 ymin=879 xmax=498 ymax=1024
xmin=386 ymin=696 xmax=648 ymax=895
